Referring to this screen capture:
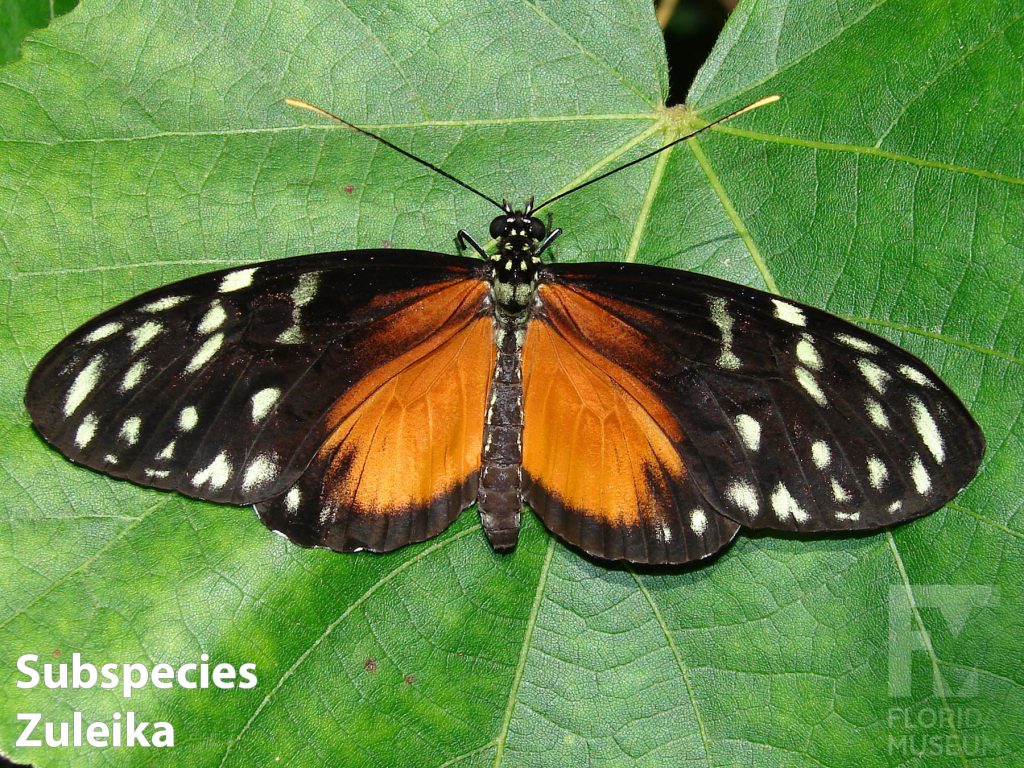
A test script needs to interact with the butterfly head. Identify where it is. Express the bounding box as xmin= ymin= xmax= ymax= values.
xmin=488 ymin=202 xmax=545 ymax=314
